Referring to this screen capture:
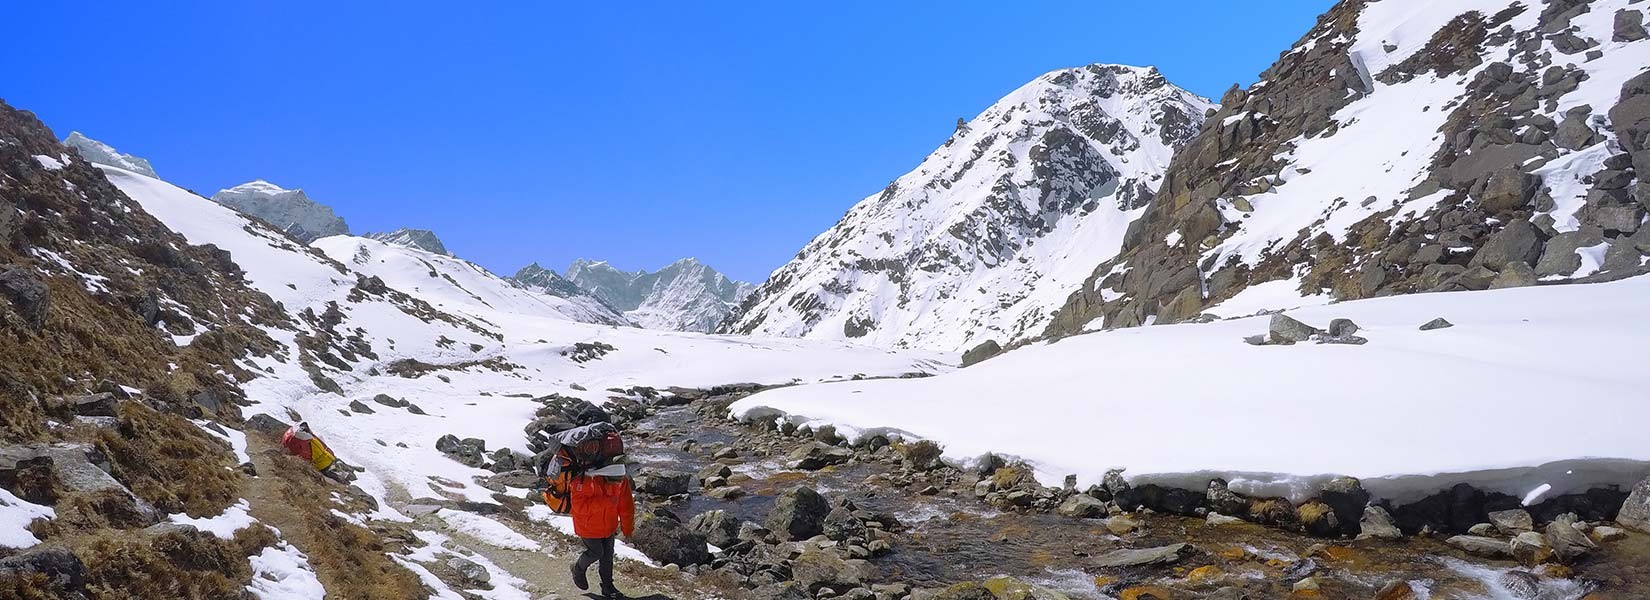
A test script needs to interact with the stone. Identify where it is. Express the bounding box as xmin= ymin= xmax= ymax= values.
xmin=1103 ymin=515 xmax=1142 ymax=536
xmin=1498 ymin=570 xmax=1541 ymax=599
xmin=1536 ymin=230 xmax=1598 ymax=276
xmin=348 ymin=399 xmax=375 ymax=414
xmin=52 ymin=393 xmax=117 ymax=417
xmin=1556 ymin=114 xmax=1599 ymax=150
xmin=932 ymin=583 xmax=997 ymax=600
xmin=1489 ymin=509 xmax=1534 ymax=534
xmin=687 ymin=509 xmax=742 ymax=548
xmin=1296 ymin=501 xmax=1341 ymax=537
xmin=1490 ymin=262 xmax=1538 ymax=289
xmin=0 ymin=545 xmax=86 ymax=593
xmin=788 ymin=442 xmax=853 ymax=471
xmin=1056 ymin=494 xmax=1107 ymax=518
xmin=1591 ymin=203 xmax=1644 ymax=233
xmin=0 ymin=267 xmax=50 ymax=329
xmin=1469 ymin=523 xmax=1497 ymax=536
xmin=791 ymin=547 xmax=868 ymax=592
xmin=1545 ymin=513 xmax=1596 ymax=563
xmin=633 ymin=469 xmax=692 ymax=496
xmin=961 ymin=340 xmax=1003 ymax=367
xmin=1617 ymin=9 xmax=1648 ymax=42
xmin=631 ymin=511 xmax=710 ymax=566
xmin=1478 ymin=168 xmax=1540 ymax=212
xmin=1357 ymin=505 xmax=1403 ymax=540
xmin=1206 ymin=513 xmax=1244 ymax=526
xmin=1375 ymin=580 xmax=1417 ymax=600
xmin=3 ymin=444 xmax=160 ymax=525
xmin=1318 ymin=476 xmax=1369 ymax=535
xmin=899 ymin=439 xmax=946 ymax=472
xmin=1267 ymin=313 xmax=1320 ymax=345
xmin=1091 ymin=543 xmax=1194 ymax=568
xmin=1419 ymin=317 xmax=1455 ymax=331
xmin=980 ymin=576 xmax=1073 ymax=600
xmin=1472 ymin=220 xmax=1545 ymax=269
xmin=706 ymin=486 xmax=745 ymax=500
xmin=371 ymin=393 xmax=407 ymax=408
xmin=1619 ymin=476 xmax=1650 ymax=533
xmin=766 ymin=487 xmax=831 ymax=541
xmin=447 ymin=556 xmax=490 ymax=587
xmin=245 ymin=413 xmax=289 ymax=437
xmin=1590 ymin=525 xmax=1628 ymax=543
xmin=823 ymin=506 xmax=867 ymax=542
xmin=697 ymin=463 xmax=732 ymax=485
xmin=1206 ymin=479 xmax=1248 ymax=516
xmin=1510 ymin=531 xmax=1553 ymax=567
xmin=1446 ymin=535 xmax=1511 ymax=558
xmin=1325 ymin=319 xmax=1359 ymax=338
